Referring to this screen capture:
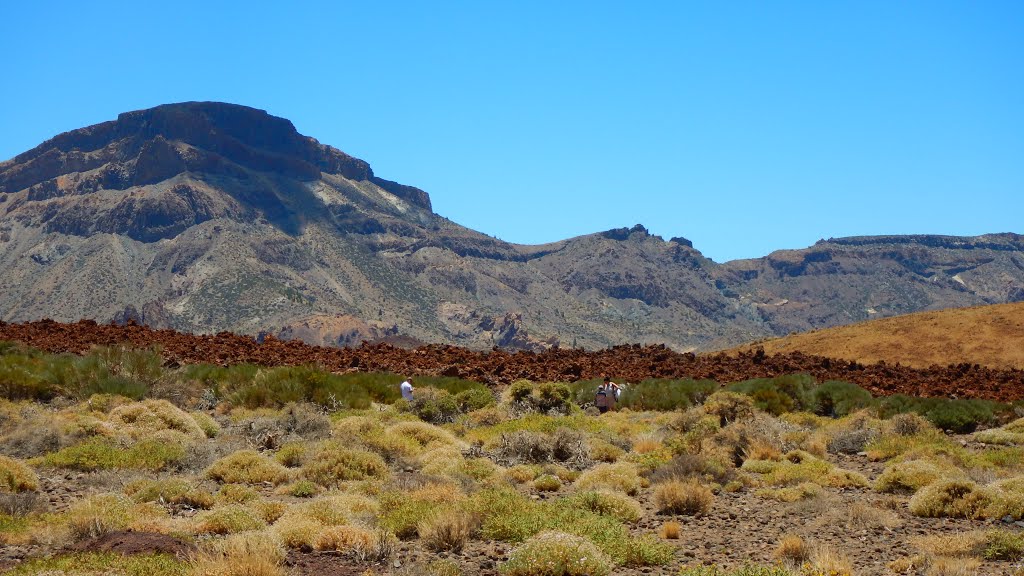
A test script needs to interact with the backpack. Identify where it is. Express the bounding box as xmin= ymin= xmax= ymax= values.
xmin=594 ymin=385 xmax=609 ymax=408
